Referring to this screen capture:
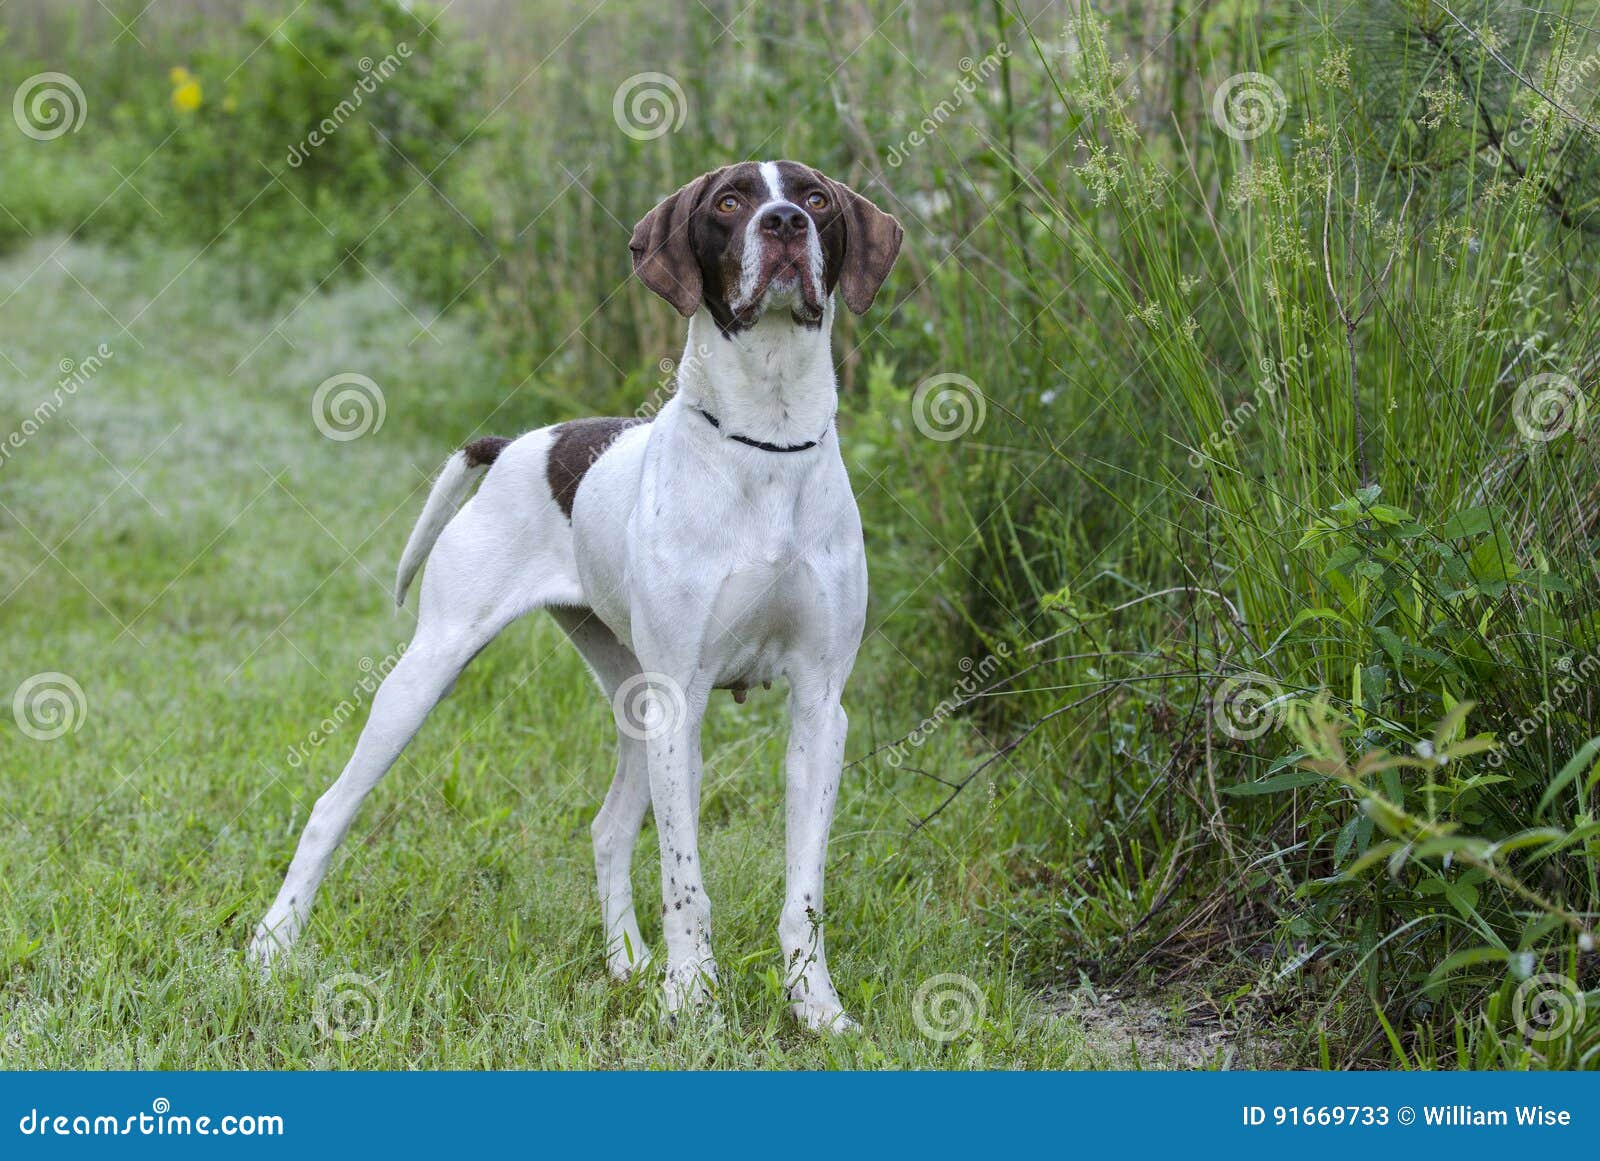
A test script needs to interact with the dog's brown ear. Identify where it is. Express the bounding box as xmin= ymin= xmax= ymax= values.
xmin=831 ymin=178 xmax=903 ymax=314
xmin=629 ymin=172 xmax=716 ymax=317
